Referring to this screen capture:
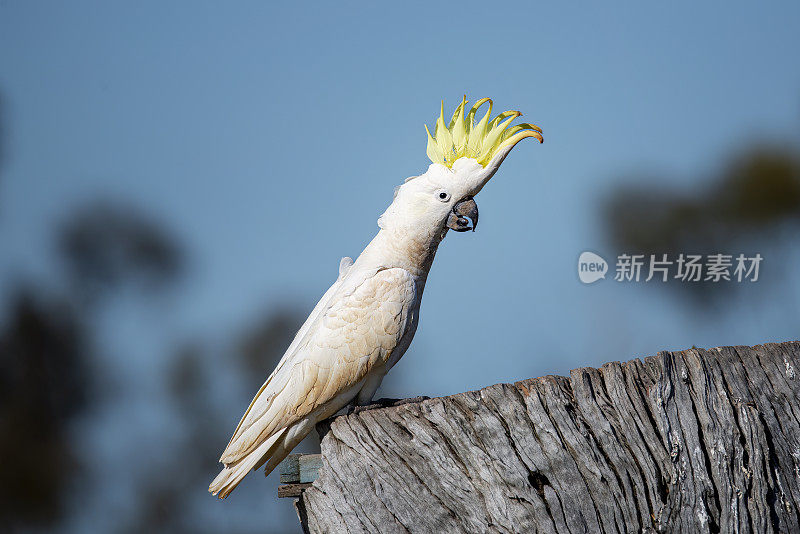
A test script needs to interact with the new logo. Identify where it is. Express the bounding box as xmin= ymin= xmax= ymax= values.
xmin=578 ymin=252 xmax=608 ymax=284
